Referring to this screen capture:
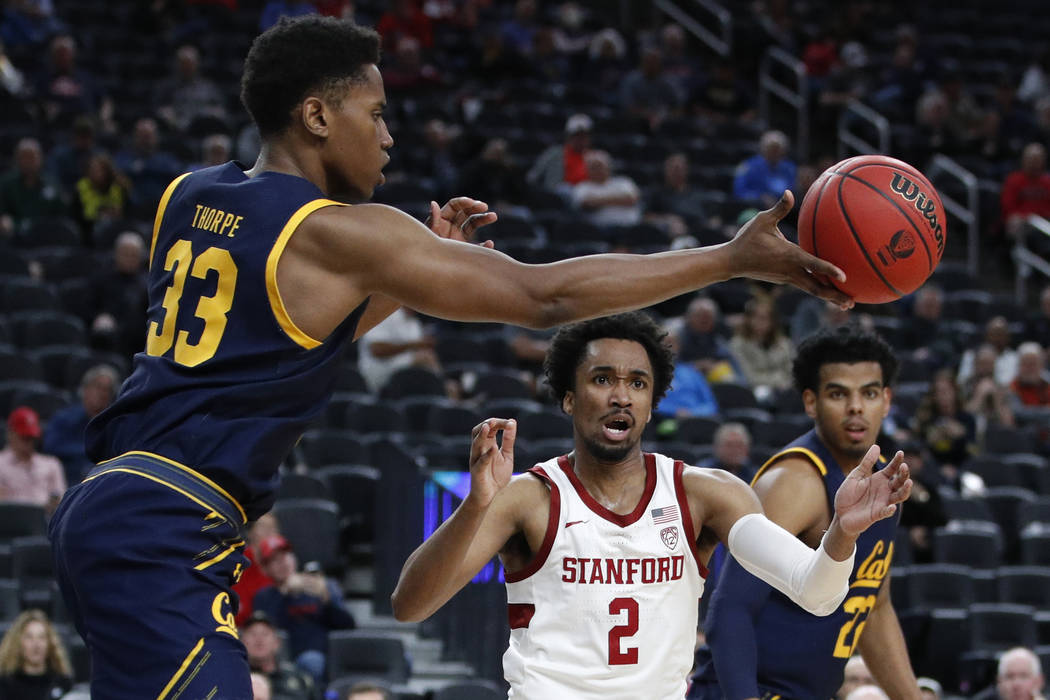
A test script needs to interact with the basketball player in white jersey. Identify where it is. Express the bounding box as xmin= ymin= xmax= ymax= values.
xmin=392 ymin=312 xmax=912 ymax=700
